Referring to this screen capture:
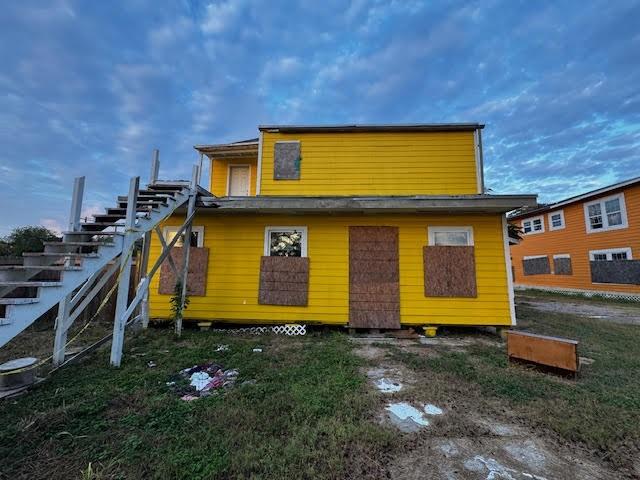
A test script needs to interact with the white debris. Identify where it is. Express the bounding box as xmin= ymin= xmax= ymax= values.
xmin=423 ymin=404 xmax=443 ymax=415
xmin=375 ymin=378 xmax=402 ymax=393
xmin=386 ymin=402 xmax=429 ymax=432
xmin=190 ymin=371 xmax=211 ymax=391
xmin=252 ymin=348 xmax=263 ymax=353
xmin=215 ymin=344 xmax=229 ymax=352
xmin=463 ymin=455 xmax=548 ymax=480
